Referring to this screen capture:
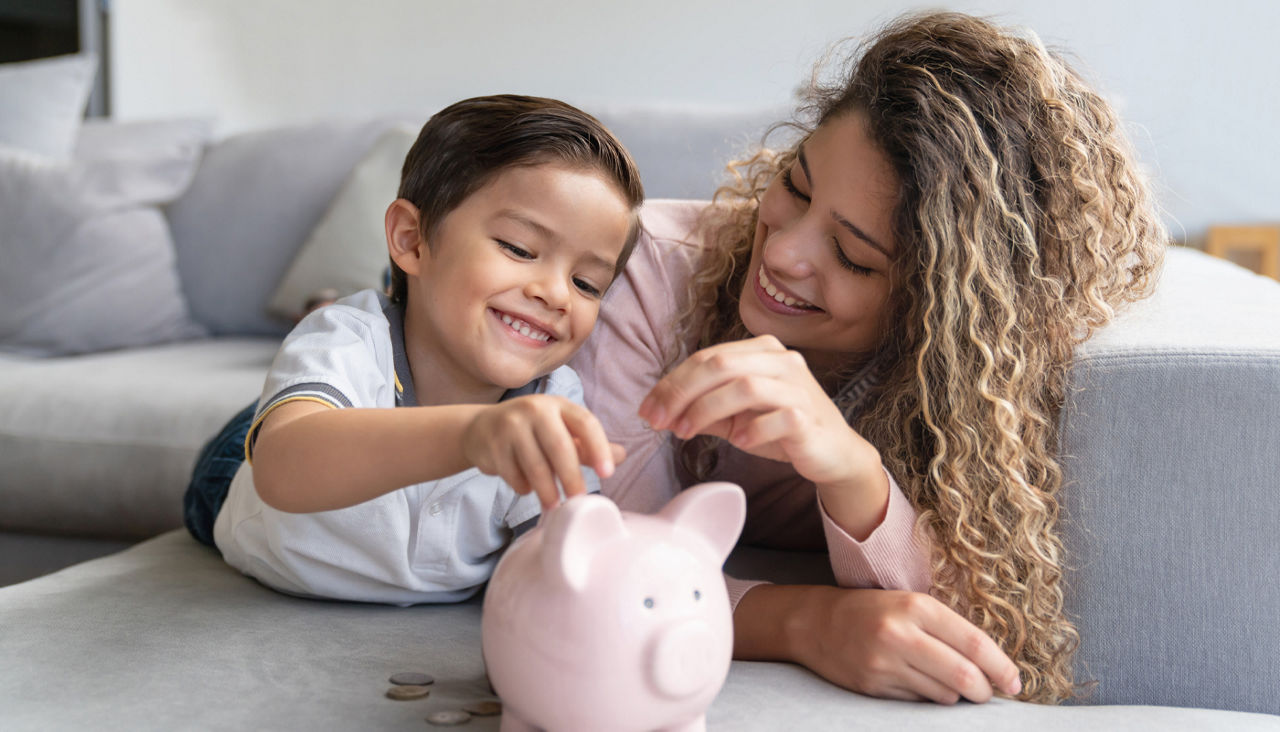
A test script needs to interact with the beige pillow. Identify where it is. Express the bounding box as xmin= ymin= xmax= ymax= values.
xmin=267 ymin=125 xmax=417 ymax=321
